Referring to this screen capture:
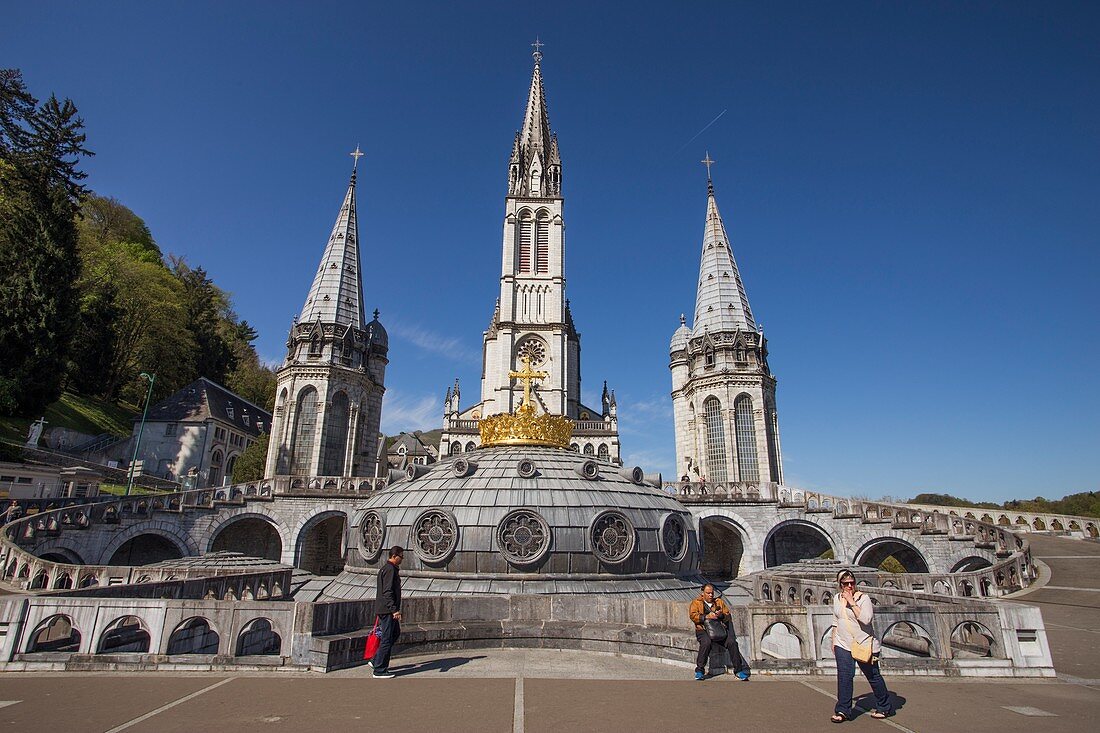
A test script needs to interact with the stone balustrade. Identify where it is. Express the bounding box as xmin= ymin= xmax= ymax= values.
xmin=0 ymin=589 xmax=1052 ymax=676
